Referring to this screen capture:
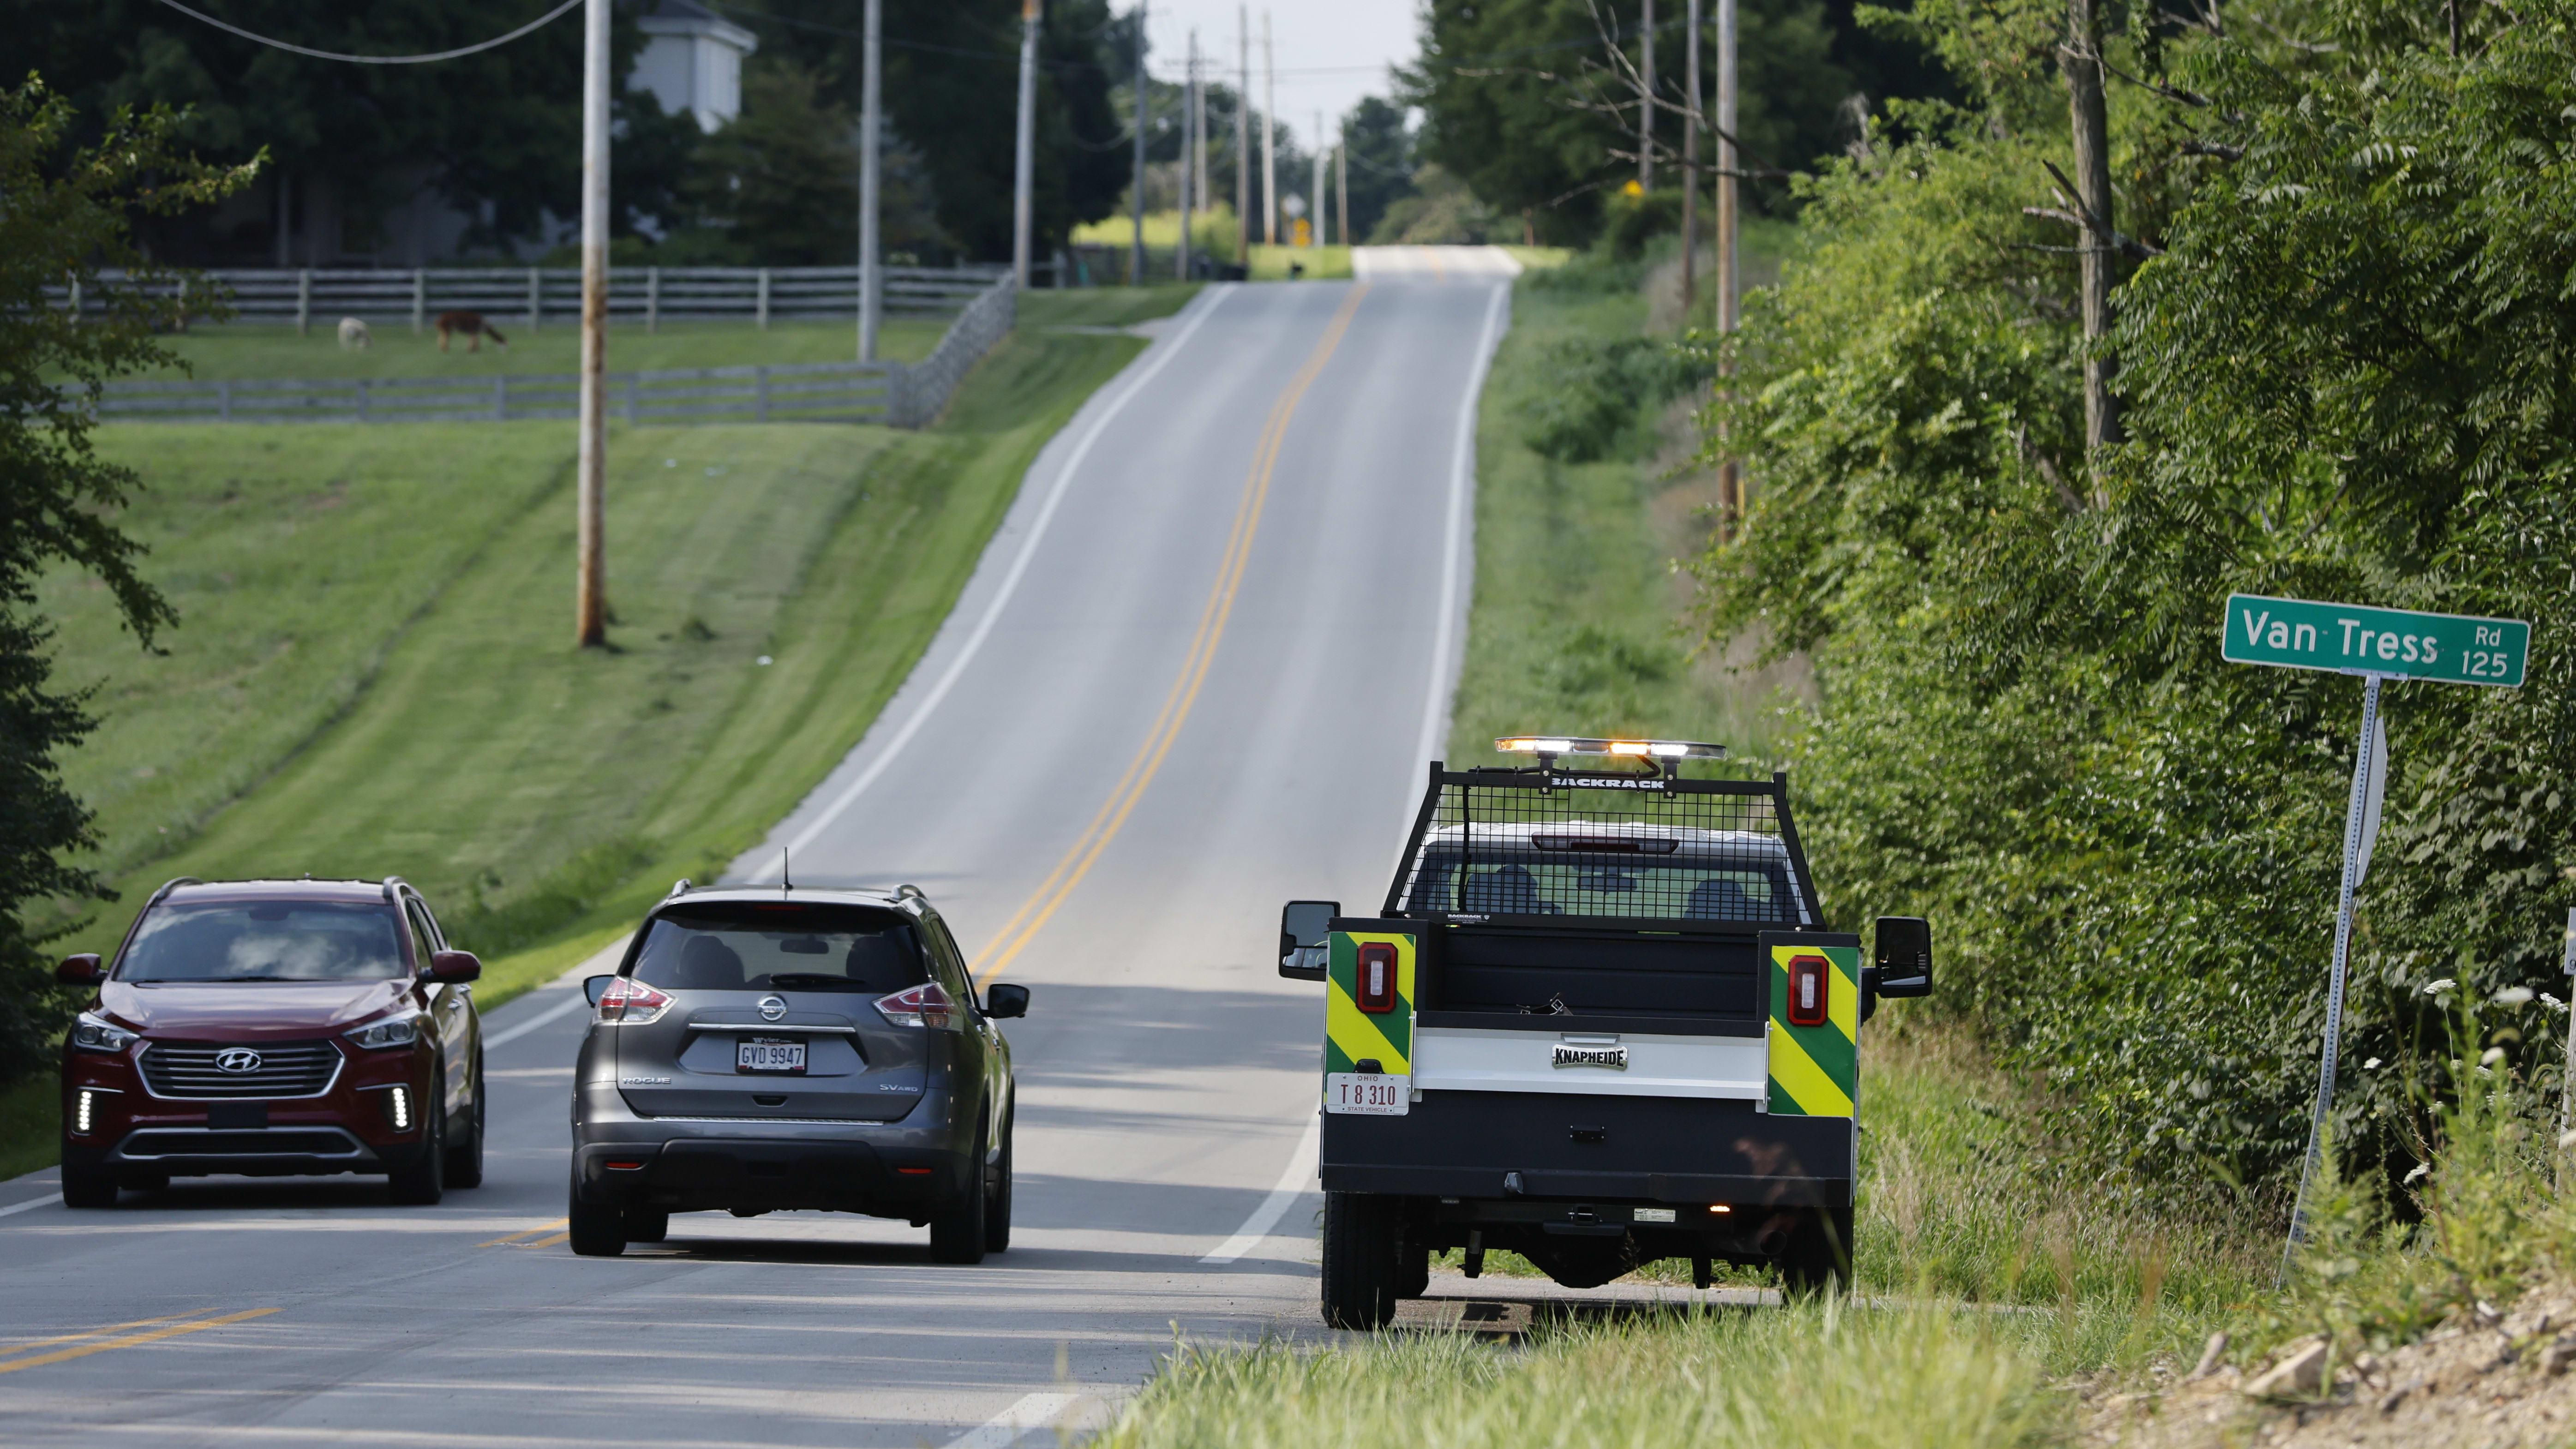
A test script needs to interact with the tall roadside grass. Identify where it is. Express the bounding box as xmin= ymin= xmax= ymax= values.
xmin=1099 ymin=1300 xmax=2061 ymax=1449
